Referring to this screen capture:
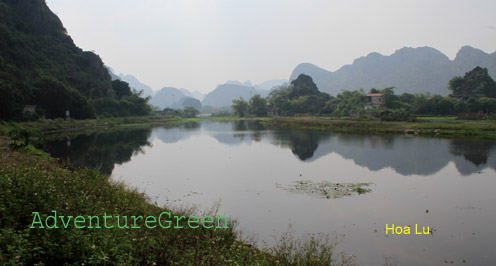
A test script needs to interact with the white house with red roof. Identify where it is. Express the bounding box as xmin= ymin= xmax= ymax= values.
xmin=364 ymin=93 xmax=384 ymax=109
